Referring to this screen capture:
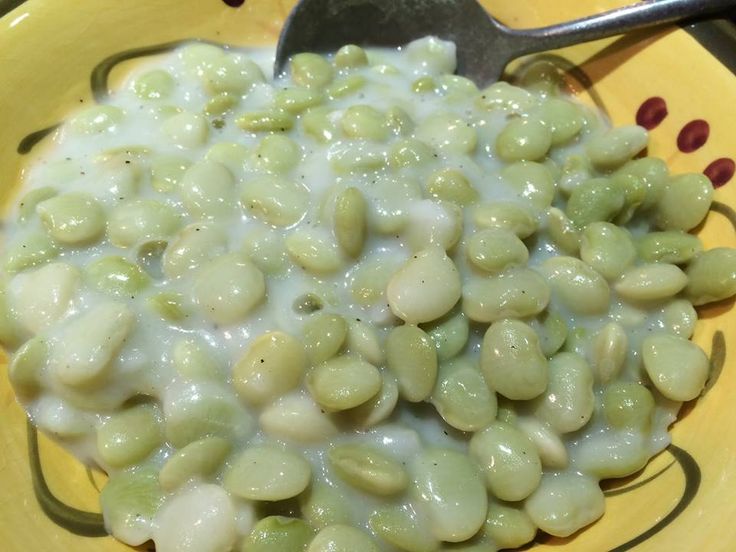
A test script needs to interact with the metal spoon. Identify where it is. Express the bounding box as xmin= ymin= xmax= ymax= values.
xmin=275 ymin=0 xmax=734 ymax=83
